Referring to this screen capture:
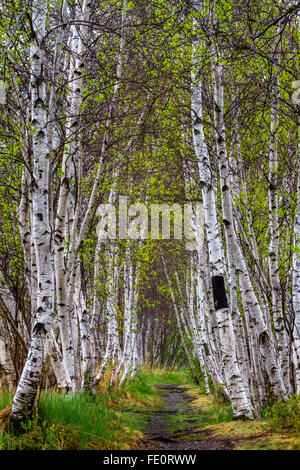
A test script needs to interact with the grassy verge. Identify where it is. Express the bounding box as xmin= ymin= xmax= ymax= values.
xmin=1 ymin=368 xmax=298 ymax=450
xmin=0 ymin=390 xmax=142 ymax=450
xmin=187 ymin=388 xmax=233 ymax=425
xmin=0 ymin=389 xmax=12 ymax=411
xmin=0 ymin=366 xmax=189 ymax=450
xmin=187 ymin=388 xmax=300 ymax=450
